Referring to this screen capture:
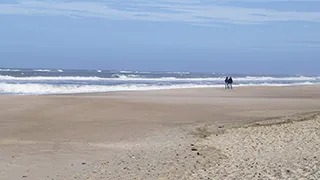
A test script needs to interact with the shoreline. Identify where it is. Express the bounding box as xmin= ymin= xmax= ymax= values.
xmin=1 ymin=83 xmax=320 ymax=96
